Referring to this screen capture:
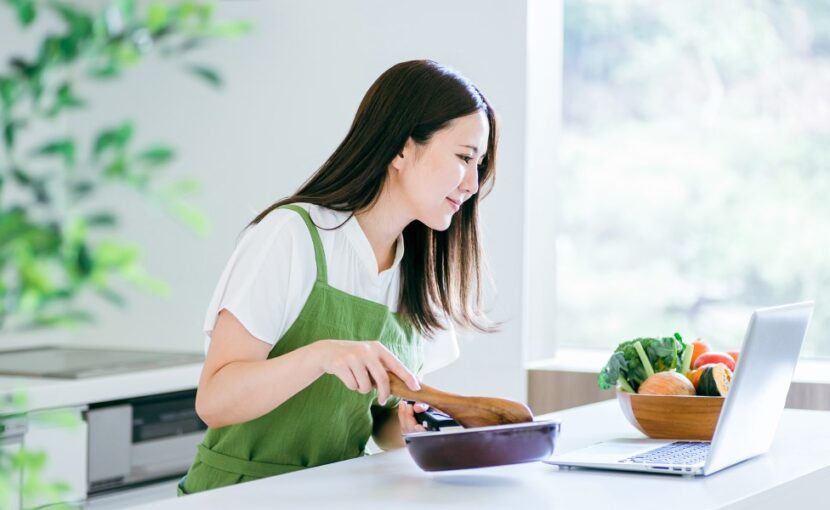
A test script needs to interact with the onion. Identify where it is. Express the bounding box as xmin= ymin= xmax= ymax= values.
xmin=638 ymin=371 xmax=696 ymax=396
